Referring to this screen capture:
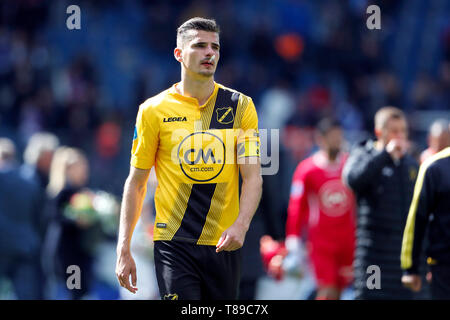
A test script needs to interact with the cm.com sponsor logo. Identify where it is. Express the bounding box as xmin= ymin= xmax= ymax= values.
xmin=190 ymin=166 xmax=215 ymax=172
